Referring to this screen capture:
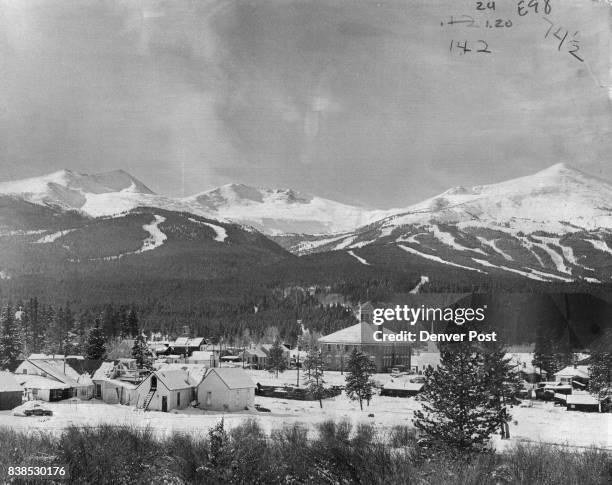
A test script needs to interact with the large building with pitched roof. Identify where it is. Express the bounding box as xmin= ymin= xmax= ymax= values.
xmin=319 ymin=303 xmax=411 ymax=372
